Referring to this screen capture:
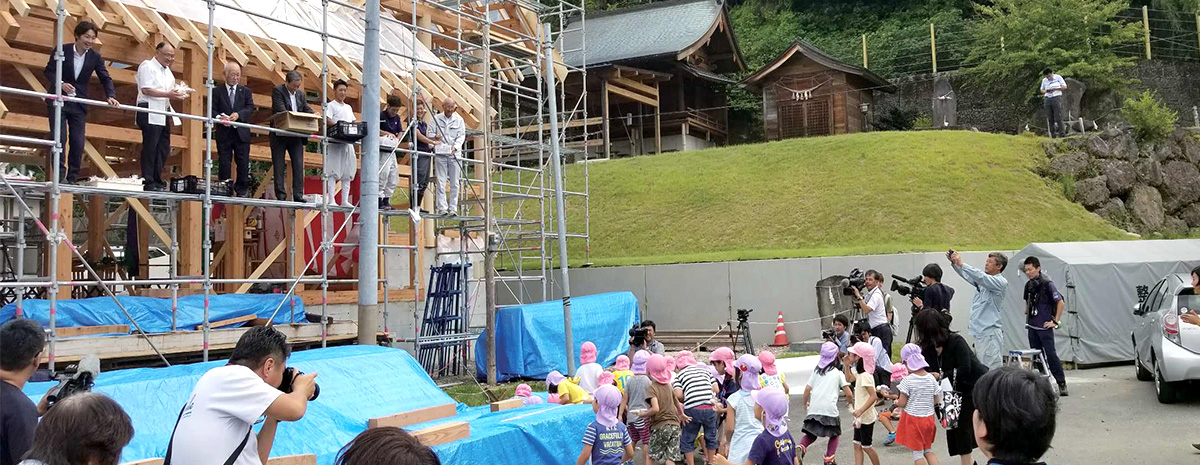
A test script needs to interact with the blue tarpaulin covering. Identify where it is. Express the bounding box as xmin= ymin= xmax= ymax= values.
xmin=23 ymin=346 xmax=595 ymax=465
xmin=0 ymin=294 xmax=306 ymax=334
xmin=475 ymin=291 xmax=640 ymax=381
